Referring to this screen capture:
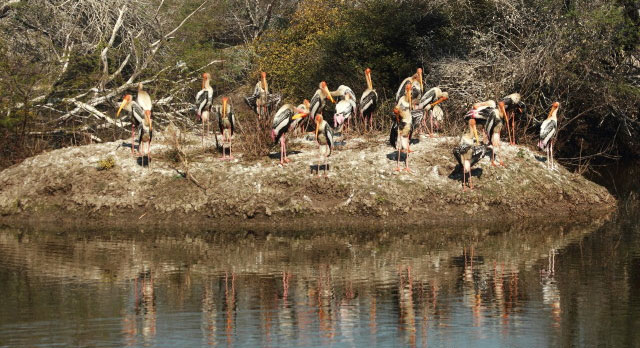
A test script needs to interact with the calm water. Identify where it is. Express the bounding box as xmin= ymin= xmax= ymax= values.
xmin=1 ymin=214 xmax=638 ymax=347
